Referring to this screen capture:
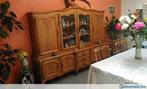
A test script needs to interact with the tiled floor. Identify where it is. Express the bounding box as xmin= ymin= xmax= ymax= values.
xmin=46 ymin=67 xmax=90 ymax=84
